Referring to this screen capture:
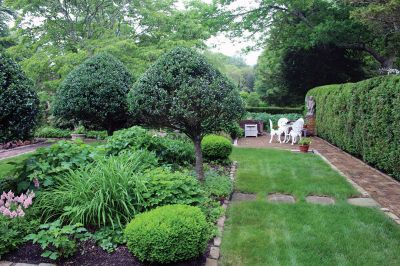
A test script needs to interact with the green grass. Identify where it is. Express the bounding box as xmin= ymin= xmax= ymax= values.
xmin=232 ymin=148 xmax=357 ymax=201
xmin=220 ymin=147 xmax=400 ymax=266
xmin=0 ymin=153 xmax=32 ymax=179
